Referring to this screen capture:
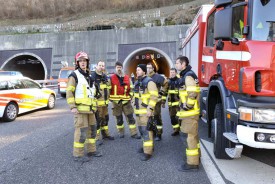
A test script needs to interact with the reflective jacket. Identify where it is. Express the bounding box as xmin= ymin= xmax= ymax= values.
xmin=110 ymin=74 xmax=131 ymax=101
xmin=90 ymin=70 xmax=111 ymax=106
xmin=66 ymin=69 xmax=97 ymax=113
xmin=133 ymin=76 xmax=158 ymax=116
xmin=167 ymin=76 xmax=180 ymax=107
xmin=176 ymin=66 xmax=200 ymax=118
xmin=148 ymin=71 xmax=168 ymax=103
